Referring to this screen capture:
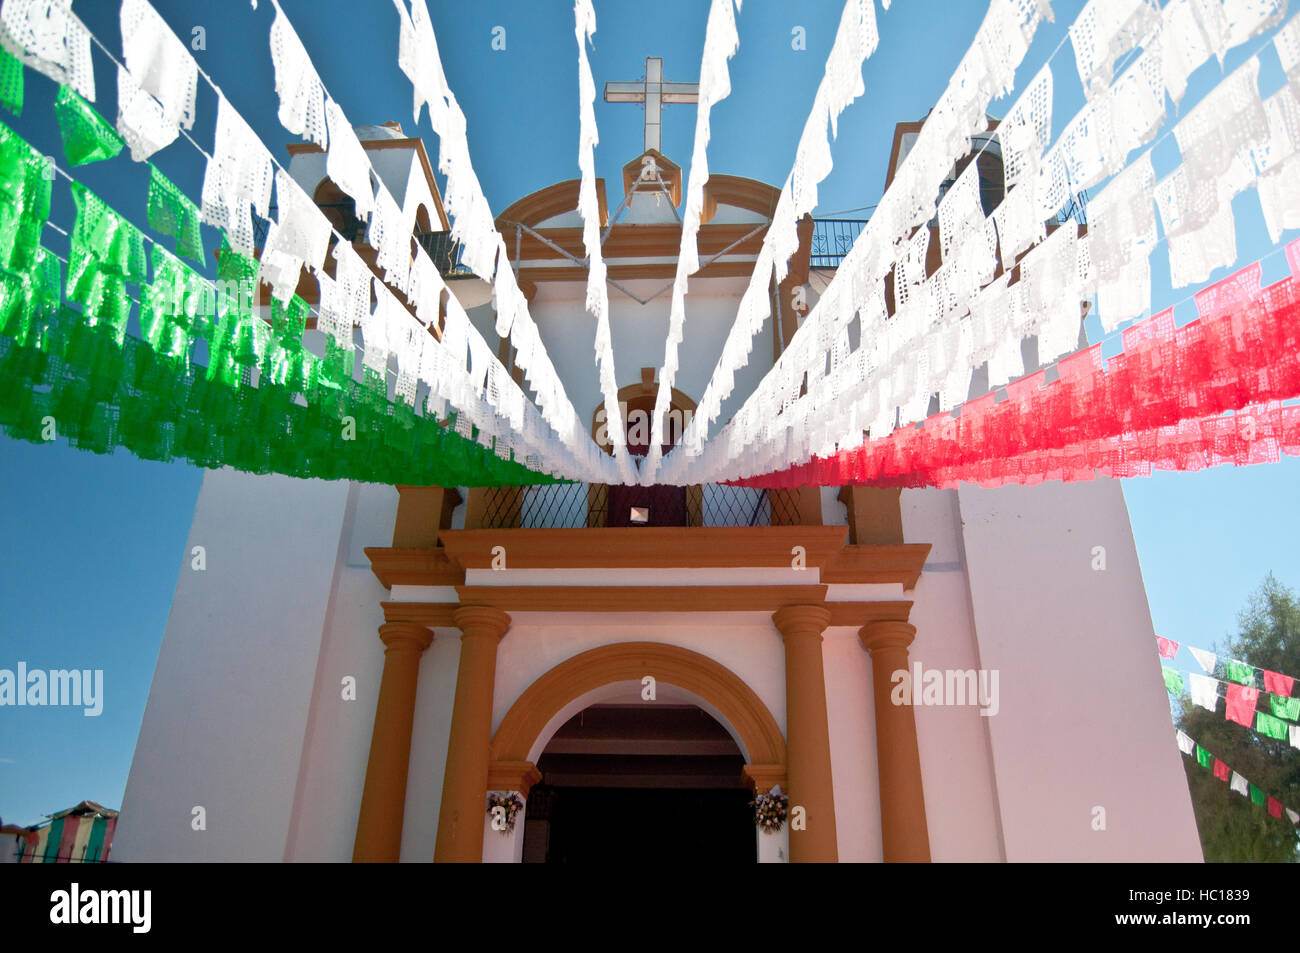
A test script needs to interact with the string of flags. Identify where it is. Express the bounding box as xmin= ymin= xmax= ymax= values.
xmin=1 ymin=0 xmax=1300 ymax=492
xmin=1176 ymin=730 xmax=1300 ymax=830
xmin=1158 ymin=637 xmax=1298 ymax=694
xmin=741 ymin=257 xmax=1300 ymax=489
xmin=0 ymin=0 xmax=608 ymax=483
xmin=1163 ymin=667 xmax=1300 ymax=746
xmin=0 ymin=108 xmax=554 ymax=485
xmin=1158 ymin=638 xmax=1300 ymax=746
xmin=676 ymin=0 xmax=1300 ymax=486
